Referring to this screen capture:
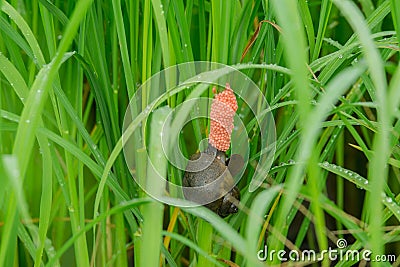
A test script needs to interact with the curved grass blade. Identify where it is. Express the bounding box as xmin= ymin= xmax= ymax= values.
xmin=332 ymin=0 xmax=390 ymax=258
